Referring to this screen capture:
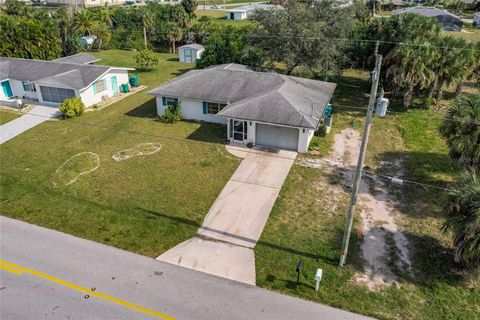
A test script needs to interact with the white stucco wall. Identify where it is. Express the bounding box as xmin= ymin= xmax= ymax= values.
xmin=227 ymin=11 xmax=247 ymax=20
xmin=179 ymin=48 xmax=204 ymax=63
xmin=298 ymin=128 xmax=315 ymax=153
xmin=156 ymin=97 xmax=227 ymax=124
xmin=79 ymin=70 xmax=129 ymax=107
xmin=0 ymin=79 xmax=38 ymax=100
